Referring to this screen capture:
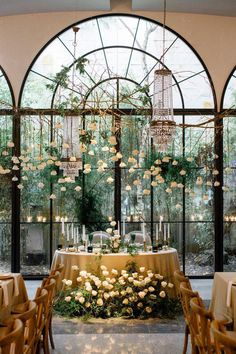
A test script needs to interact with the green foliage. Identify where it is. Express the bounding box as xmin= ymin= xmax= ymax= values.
xmin=76 ymin=58 xmax=89 ymax=74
